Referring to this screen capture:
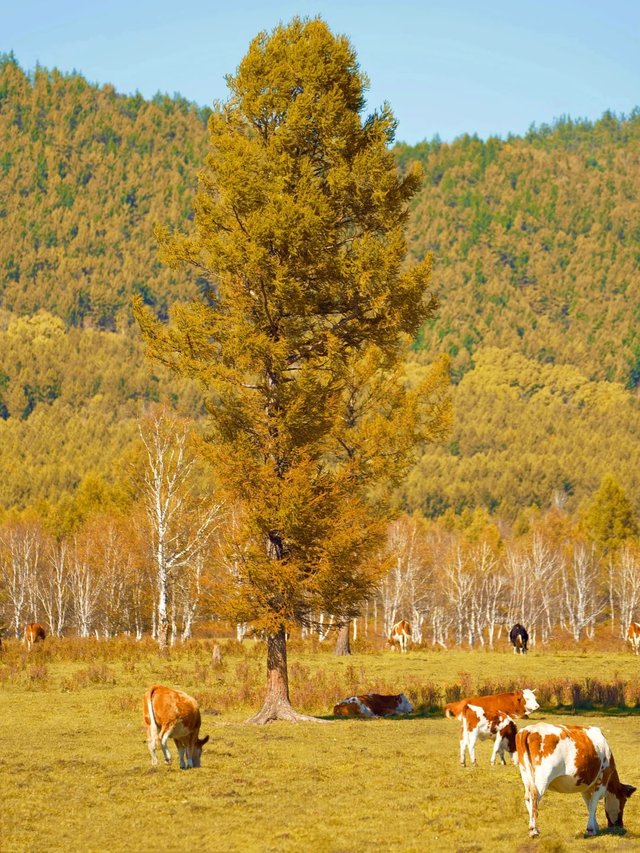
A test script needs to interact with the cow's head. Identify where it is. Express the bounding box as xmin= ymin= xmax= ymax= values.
xmin=497 ymin=714 xmax=518 ymax=760
xmin=395 ymin=693 xmax=413 ymax=714
xmin=522 ymin=688 xmax=539 ymax=715
xmin=605 ymin=782 xmax=636 ymax=828
xmin=191 ymin=734 xmax=209 ymax=768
